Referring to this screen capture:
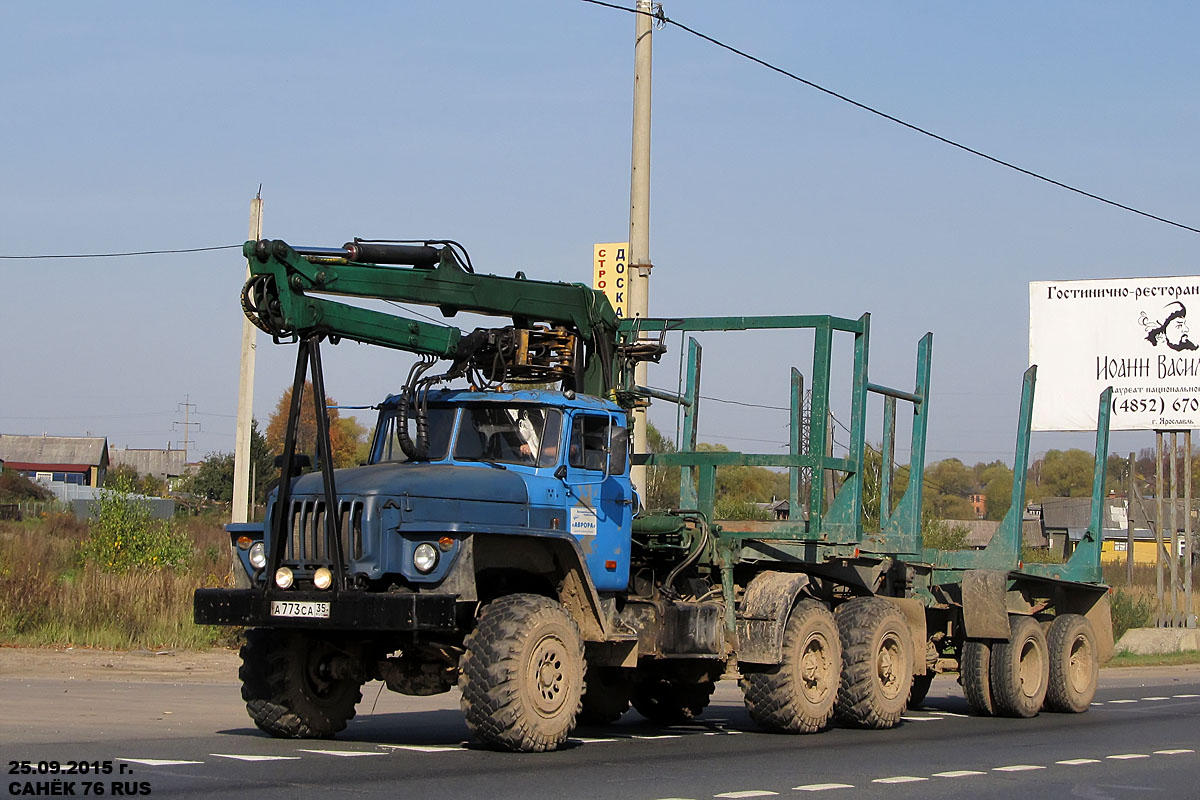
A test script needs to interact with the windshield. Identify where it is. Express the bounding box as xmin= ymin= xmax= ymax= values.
xmin=454 ymin=405 xmax=562 ymax=467
xmin=372 ymin=405 xmax=456 ymax=463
